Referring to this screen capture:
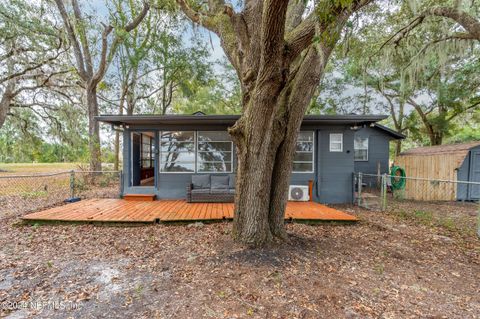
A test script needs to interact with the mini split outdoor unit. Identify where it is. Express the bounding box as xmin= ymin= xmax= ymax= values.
xmin=288 ymin=185 xmax=310 ymax=201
